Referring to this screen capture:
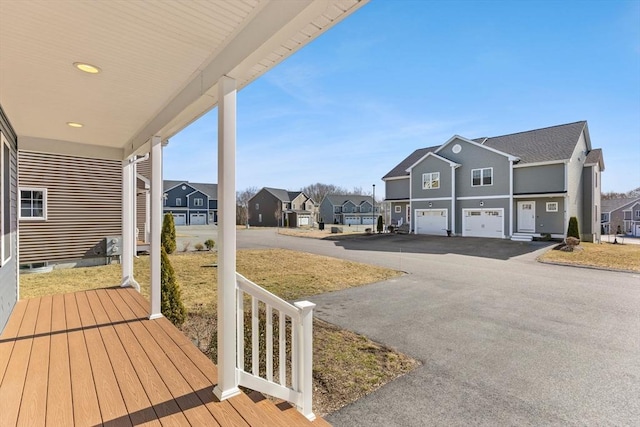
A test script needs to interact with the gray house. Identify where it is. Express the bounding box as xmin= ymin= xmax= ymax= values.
xmin=0 ymin=105 xmax=18 ymax=331
xmin=319 ymin=195 xmax=378 ymax=225
xmin=163 ymin=180 xmax=218 ymax=226
xmin=248 ymin=187 xmax=316 ymax=227
xmin=601 ymin=197 xmax=640 ymax=236
xmin=383 ymin=121 xmax=604 ymax=242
